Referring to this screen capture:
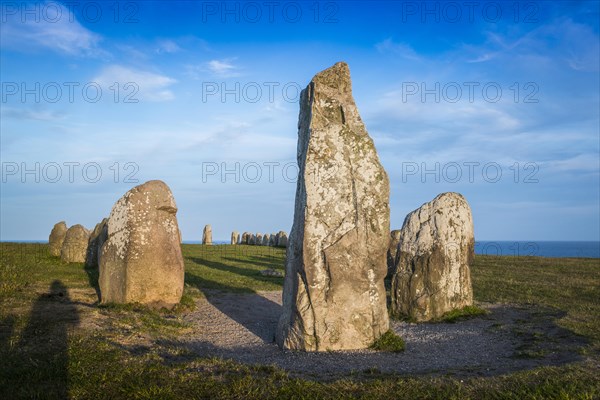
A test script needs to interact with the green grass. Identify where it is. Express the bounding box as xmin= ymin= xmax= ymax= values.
xmin=439 ymin=305 xmax=488 ymax=323
xmin=370 ymin=330 xmax=405 ymax=352
xmin=1 ymin=242 xmax=600 ymax=399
